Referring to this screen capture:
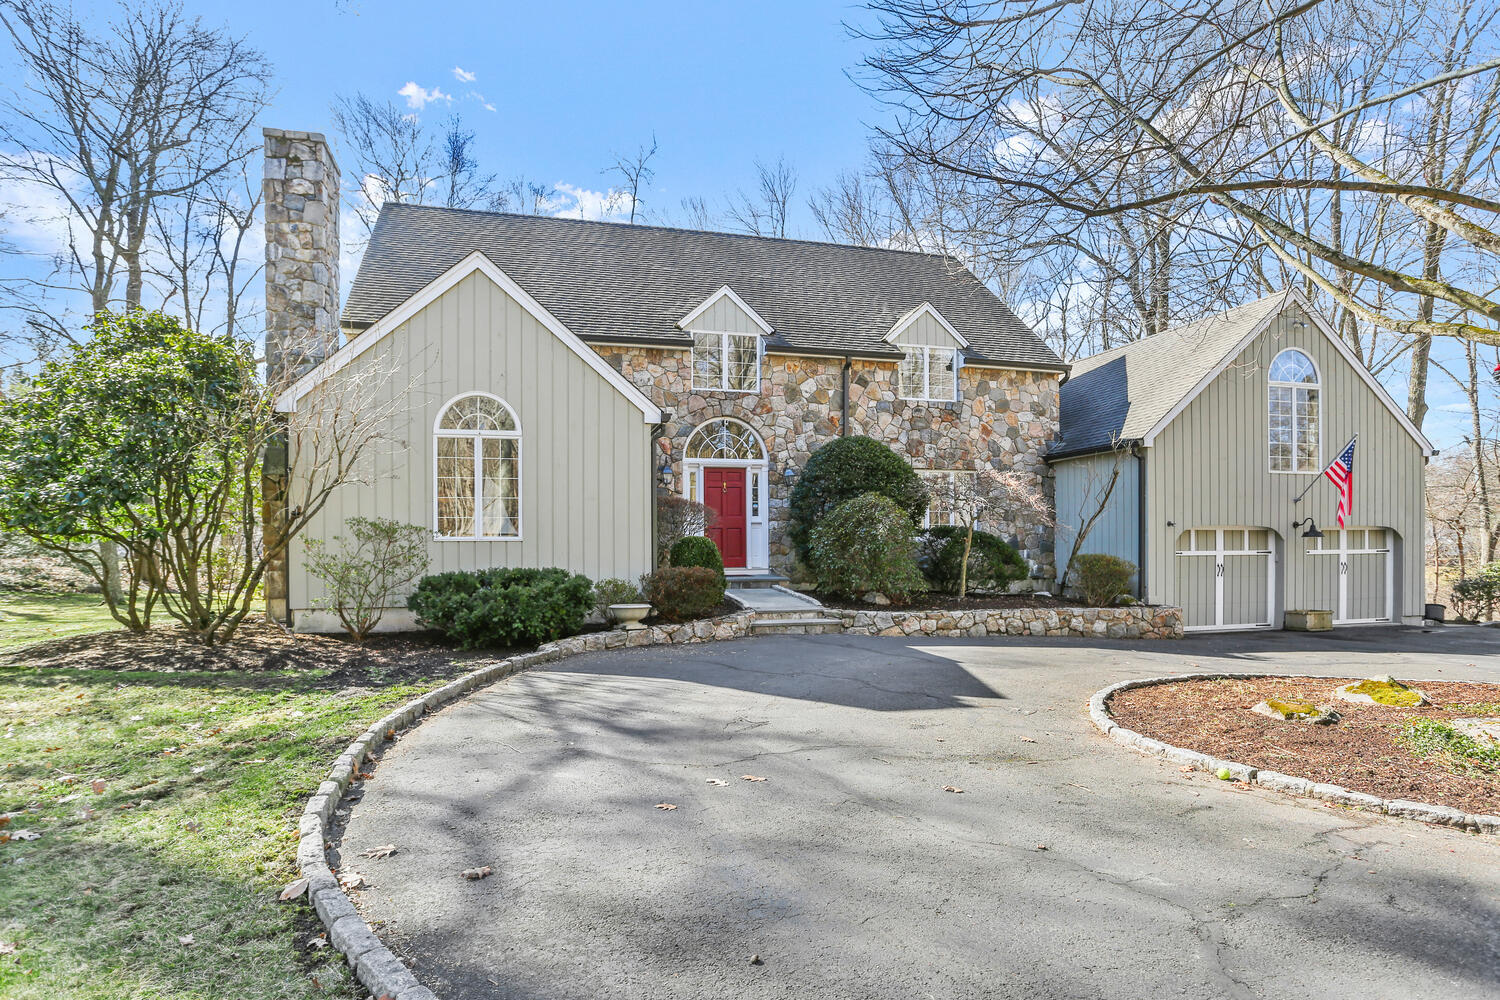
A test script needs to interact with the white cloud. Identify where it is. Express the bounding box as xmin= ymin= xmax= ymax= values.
xmin=398 ymin=81 xmax=452 ymax=110
xmin=464 ymin=90 xmax=497 ymax=113
xmin=452 ymin=66 xmax=476 ymax=83
xmin=547 ymin=183 xmax=633 ymax=222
